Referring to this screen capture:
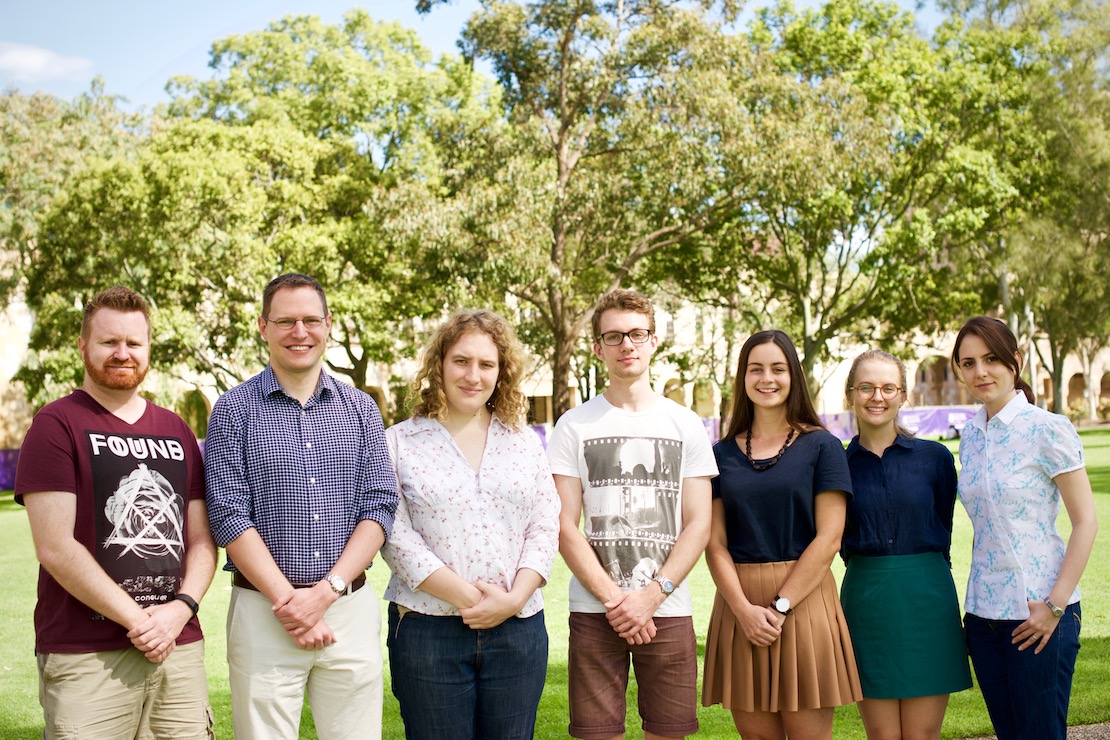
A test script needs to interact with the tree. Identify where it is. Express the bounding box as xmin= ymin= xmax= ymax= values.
xmin=645 ymin=0 xmax=1011 ymax=391
xmin=1013 ymin=228 xmax=1110 ymax=414
xmin=940 ymin=0 xmax=1110 ymax=411
xmin=419 ymin=0 xmax=764 ymax=419
xmin=166 ymin=10 xmax=499 ymax=404
xmin=18 ymin=12 xmax=497 ymax=416
xmin=0 ymin=81 xmax=139 ymax=300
